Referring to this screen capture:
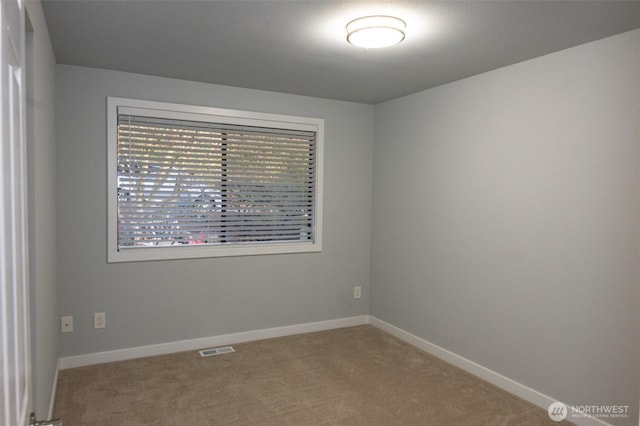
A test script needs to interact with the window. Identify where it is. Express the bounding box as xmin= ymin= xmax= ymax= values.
xmin=107 ymin=97 xmax=323 ymax=262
